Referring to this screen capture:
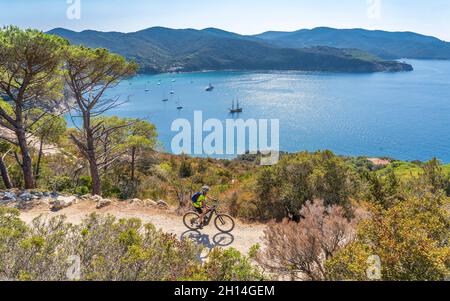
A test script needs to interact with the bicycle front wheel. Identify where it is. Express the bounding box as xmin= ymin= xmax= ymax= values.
xmin=214 ymin=214 xmax=235 ymax=233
